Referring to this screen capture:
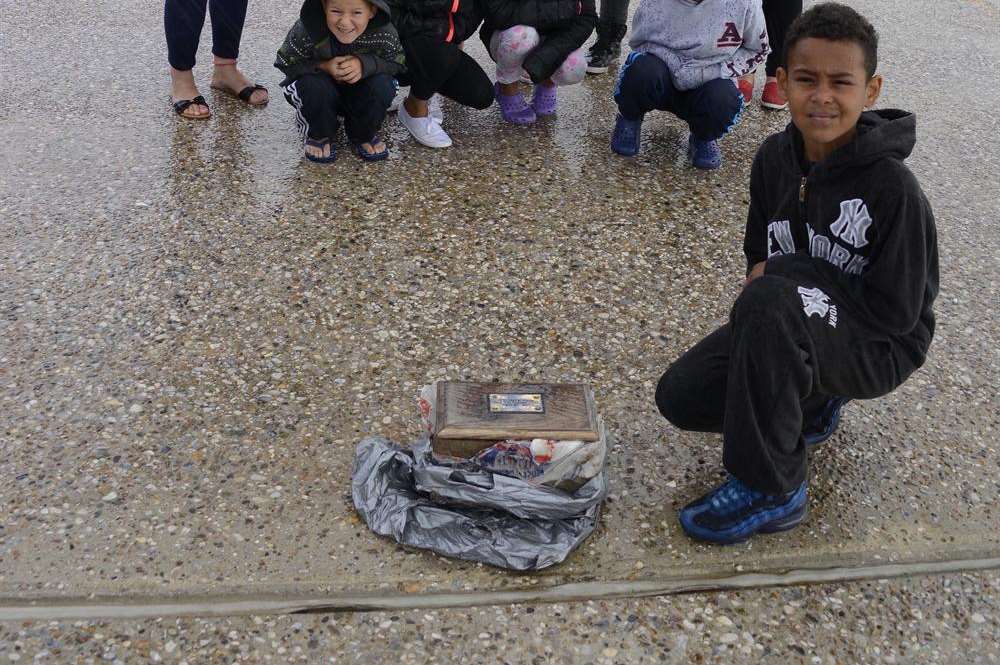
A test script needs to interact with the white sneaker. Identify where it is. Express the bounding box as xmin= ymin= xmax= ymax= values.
xmin=428 ymin=94 xmax=443 ymax=121
xmin=398 ymin=101 xmax=452 ymax=148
